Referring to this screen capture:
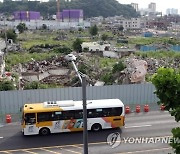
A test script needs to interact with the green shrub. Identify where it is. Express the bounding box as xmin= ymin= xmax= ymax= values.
xmin=53 ymin=46 xmax=72 ymax=54
xmin=112 ymin=61 xmax=125 ymax=73
xmin=24 ymin=81 xmax=48 ymax=90
xmin=78 ymin=63 xmax=88 ymax=74
xmin=101 ymin=73 xmax=114 ymax=85
xmin=0 ymin=80 xmax=16 ymax=91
